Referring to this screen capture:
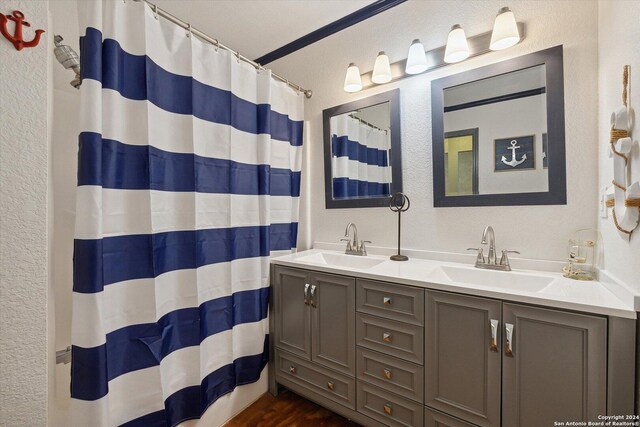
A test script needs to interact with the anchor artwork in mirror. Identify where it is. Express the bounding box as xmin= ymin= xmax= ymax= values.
xmin=495 ymin=136 xmax=535 ymax=171
xmin=432 ymin=46 xmax=566 ymax=206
